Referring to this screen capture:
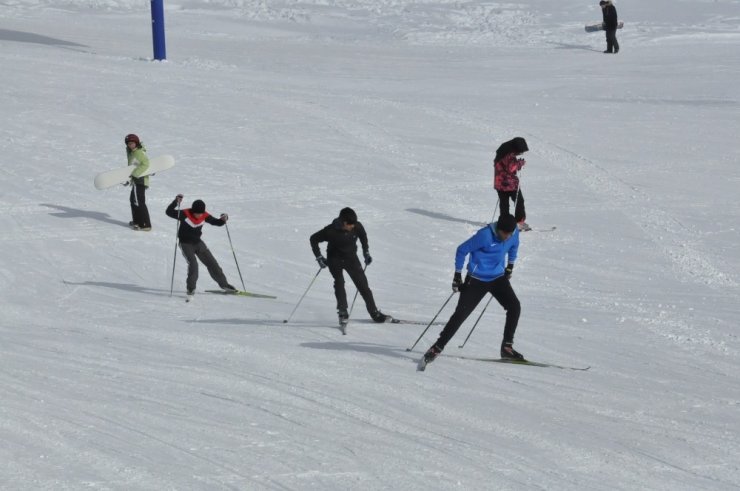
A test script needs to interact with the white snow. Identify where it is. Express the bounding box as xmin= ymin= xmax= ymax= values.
xmin=1 ymin=0 xmax=739 ymax=489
